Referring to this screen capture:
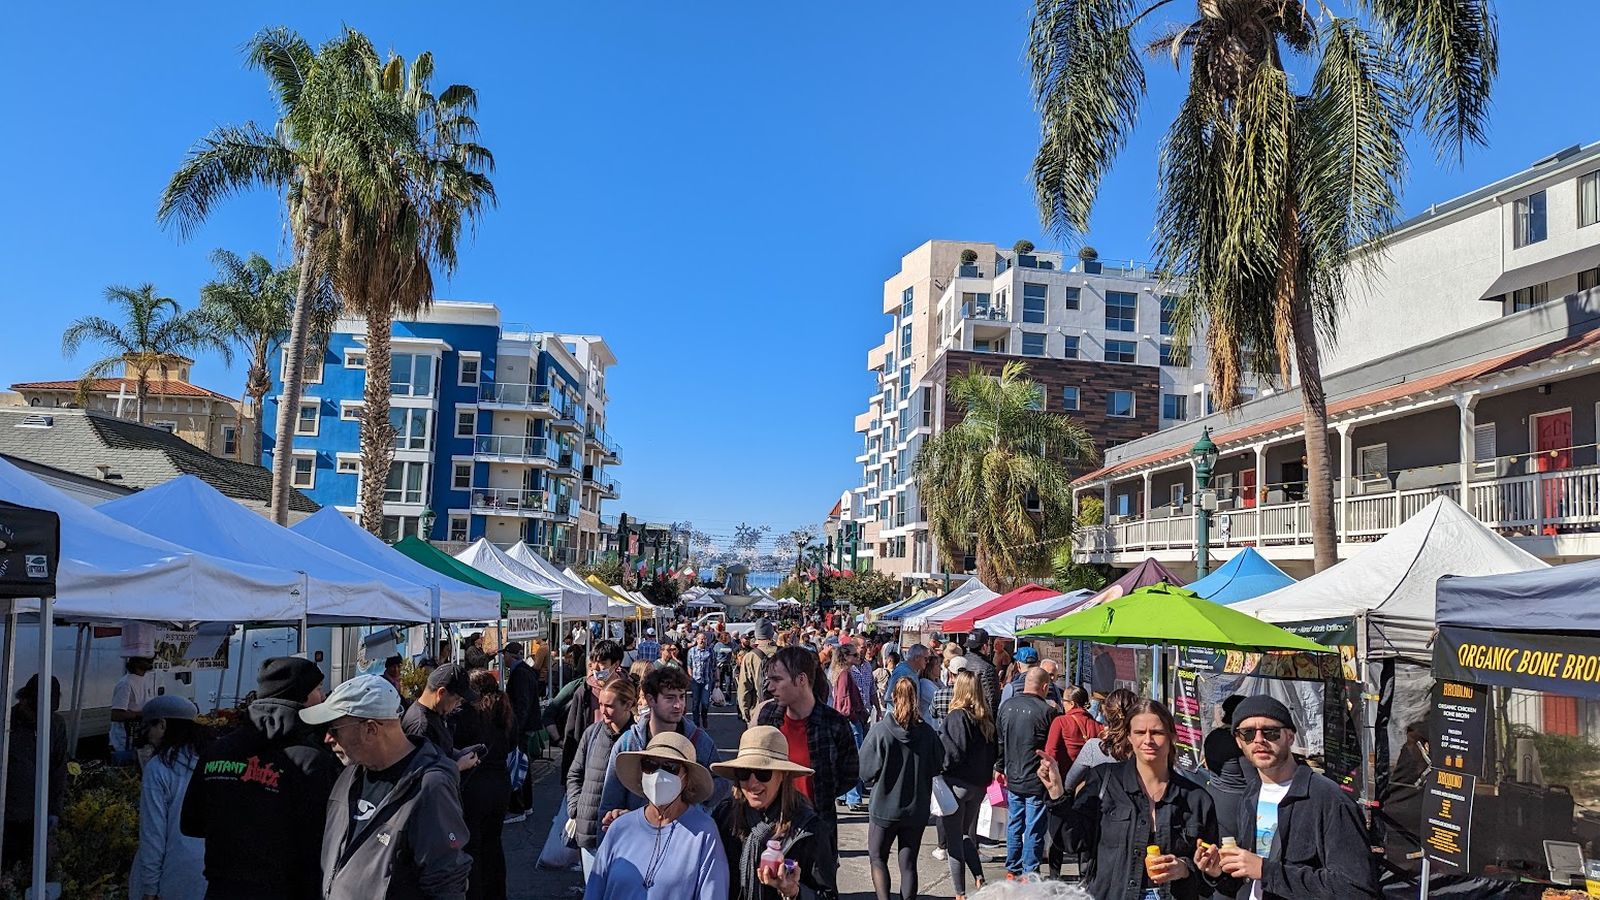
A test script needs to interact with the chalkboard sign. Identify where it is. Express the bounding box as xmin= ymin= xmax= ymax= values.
xmin=1430 ymin=680 xmax=1487 ymax=777
xmin=0 ymin=501 xmax=60 ymax=599
xmin=1421 ymin=768 xmax=1476 ymax=873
